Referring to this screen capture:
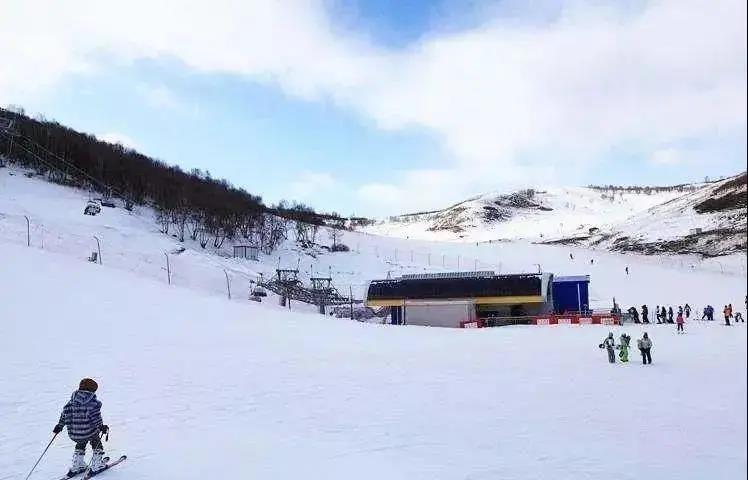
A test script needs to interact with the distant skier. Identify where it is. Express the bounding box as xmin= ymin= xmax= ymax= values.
xmin=661 ymin=306 xmax=667 ymax=323
xmin=708 ymin=305 xmax=715 ymax=321
xmin=684 ymin=304 xmax=691 ymax=319
xmin=655 ymin=305 xmax=660 ymax=323
xmin=668 ymin=306 xmax=674 ymax=323
xmin=570 ymin=252 xmax=574 ymax=260
xmin=625 ymin=266 xmax=629 ymax=275
xmin=641 ymin=305 xmax=649 ymax=324
xmin=678 ymin=305 xmax=684 ymax=317
xmin=736 ymin=312 xmax=745 ymax=323
xmin=723 ymin=304 xmax=732 ymax=326
xmin=676 ymin=310 xmax=685 ymax=333
xmin=627 ymin=306 xmax=640 ymax=324
xmin=637 ymin=333 xmax=653 ymax=365
xmin=53 ymin=378 xmax=109 ymax=476
xmin=599 ymin=332 xmax=616 ymax=363
xmin=618 ymin=333 xmax=631 ymax=362
xmin=590 ymin=259 xmax=594 ymax=265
